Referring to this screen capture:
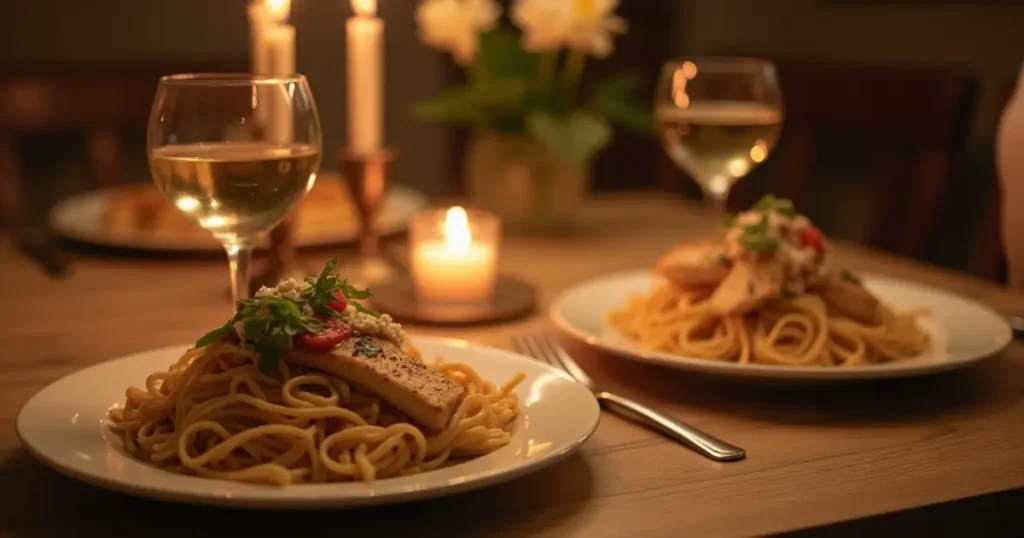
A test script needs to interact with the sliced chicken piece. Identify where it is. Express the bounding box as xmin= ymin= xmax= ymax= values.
xmin=710 ymin=261 xmax=783 ymax=315
xmin=291 ymin=336 xmax=464 ymax=430
xmin=655 ymin=239 xmax=731 ymax=288
xmin=813 ymin=273 xmax=882 ymax=325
